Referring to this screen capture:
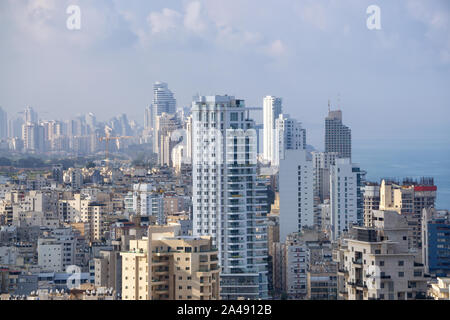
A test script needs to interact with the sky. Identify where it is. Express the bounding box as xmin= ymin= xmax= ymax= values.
xmin=0 ymin=0 xmax=449 ymax=149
